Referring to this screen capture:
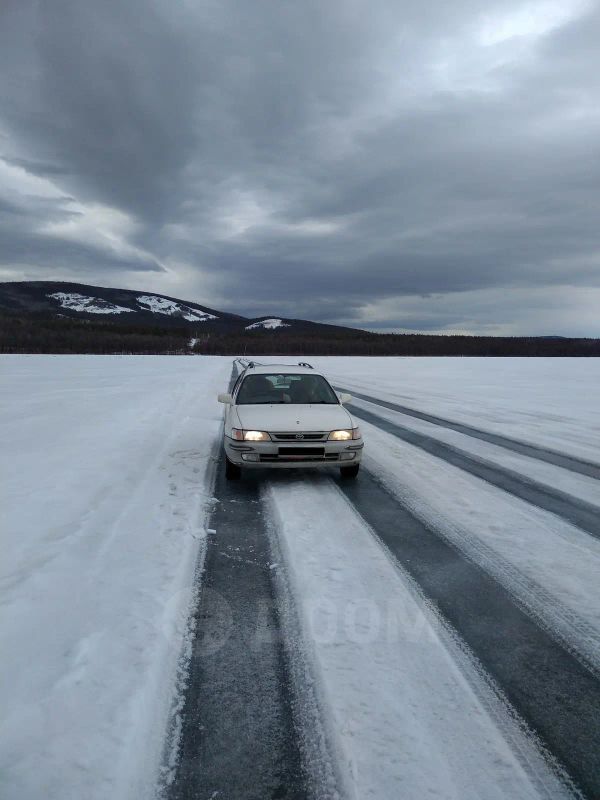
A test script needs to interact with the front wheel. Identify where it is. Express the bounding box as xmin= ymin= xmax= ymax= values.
xmin=340 ymin=463 xmax=360 ymax=479
xmin=225 ymin=456 xmax=241 ymax=480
